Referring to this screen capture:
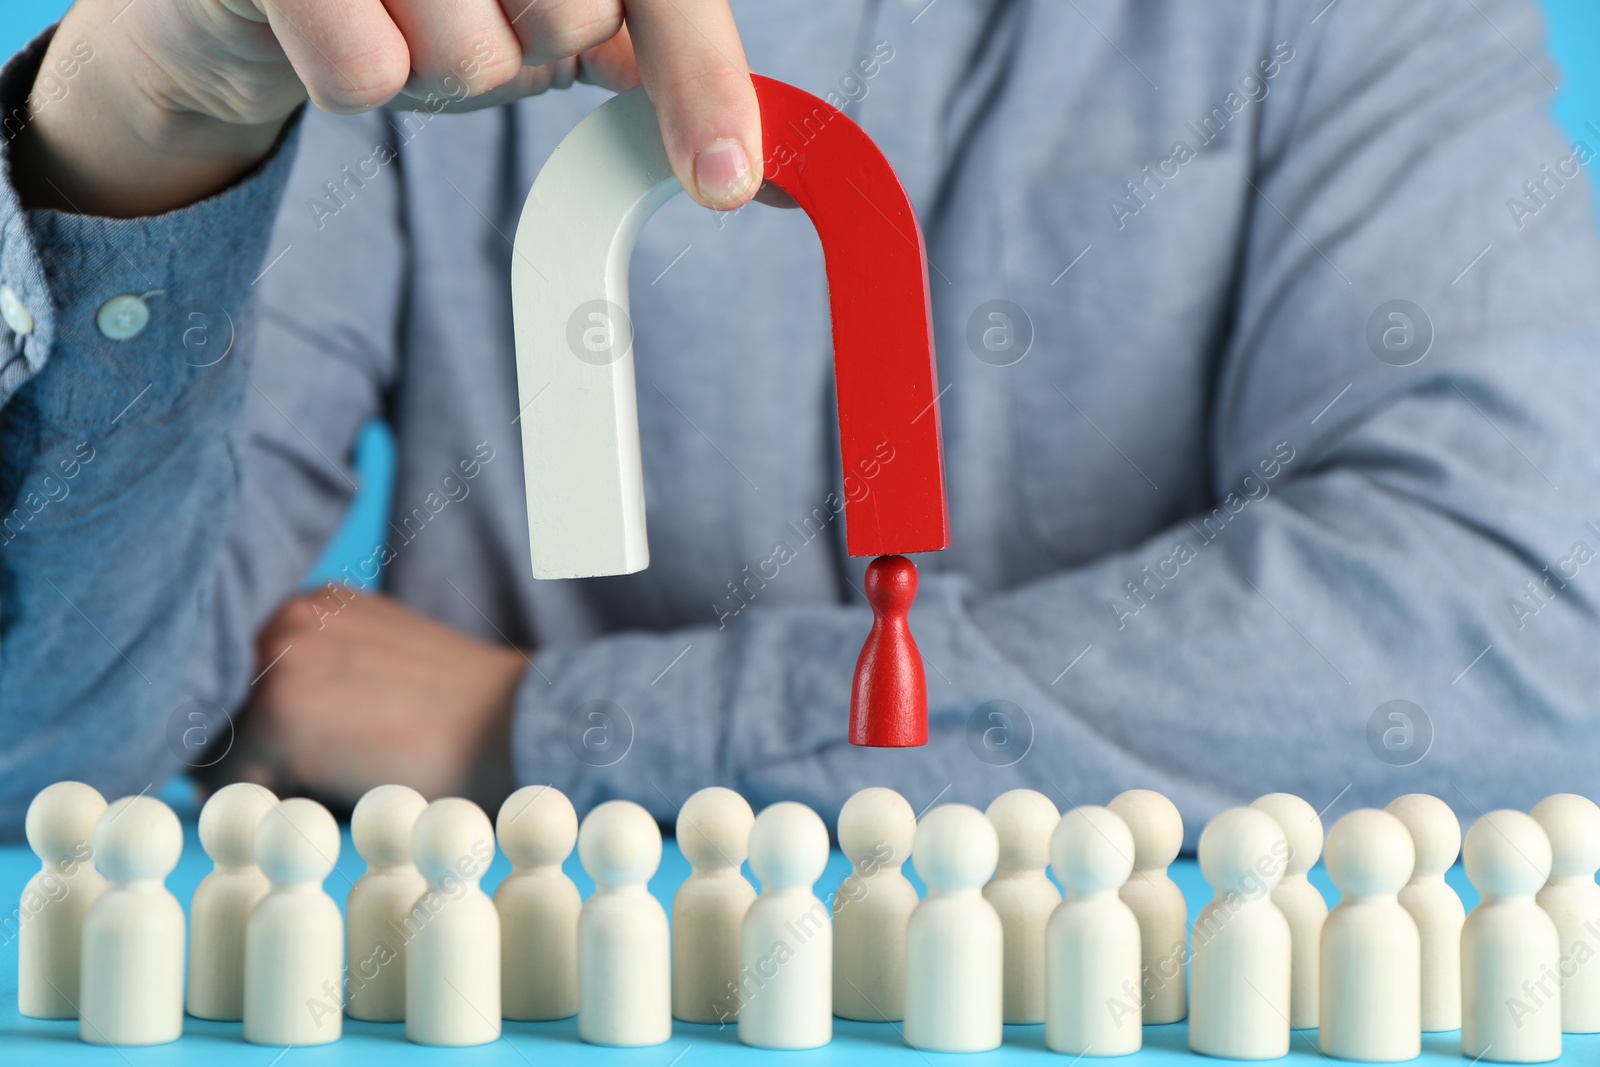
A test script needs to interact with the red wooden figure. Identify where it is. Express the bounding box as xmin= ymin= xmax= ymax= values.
xmin=849 ymin=556 xmax=929 ymax=747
